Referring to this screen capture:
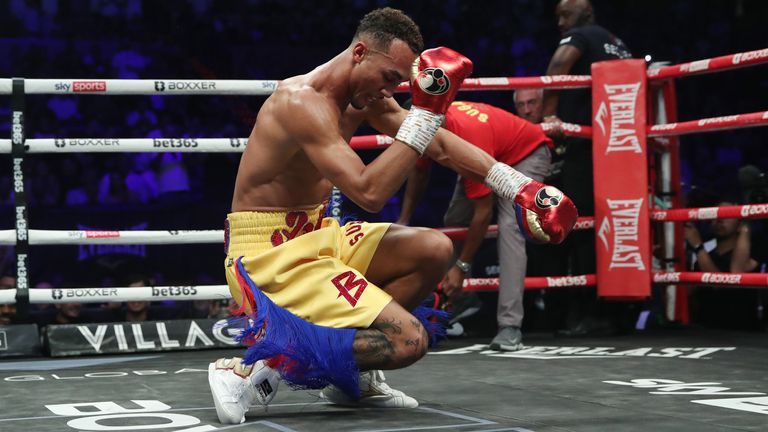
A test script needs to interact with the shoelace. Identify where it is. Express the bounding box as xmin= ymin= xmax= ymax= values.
xmin=368 ymin=370 xmax=393 ymax=393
